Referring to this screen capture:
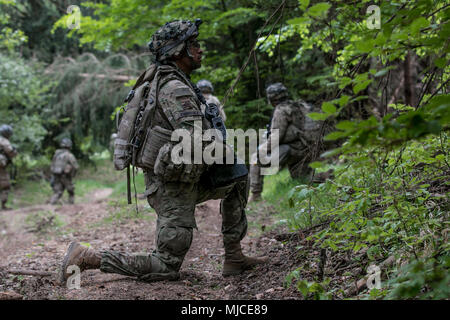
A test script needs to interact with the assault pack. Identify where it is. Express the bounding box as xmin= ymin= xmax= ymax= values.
xmin=51 ymin=150 xmax=71 ymax=175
